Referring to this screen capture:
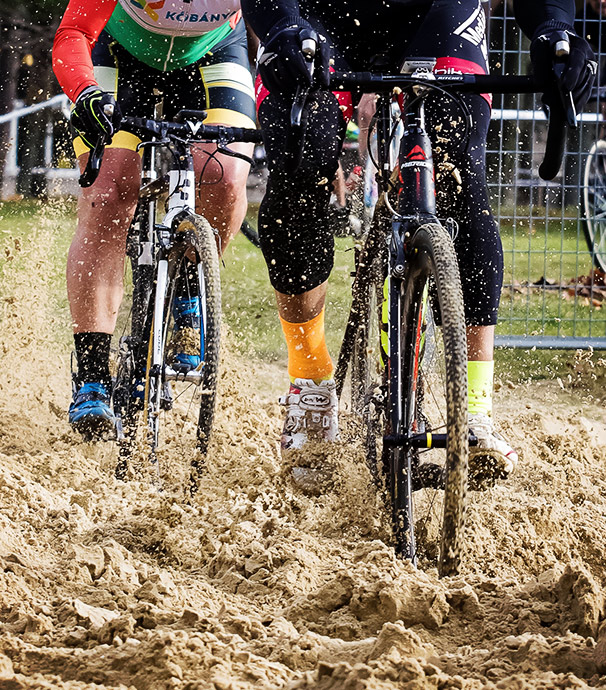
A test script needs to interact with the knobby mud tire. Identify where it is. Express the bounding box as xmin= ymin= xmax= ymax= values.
xmin=389 ymin=222 xmax=468 ymax=577
xmin=114 ymin=212 xmax=221 ymax=493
